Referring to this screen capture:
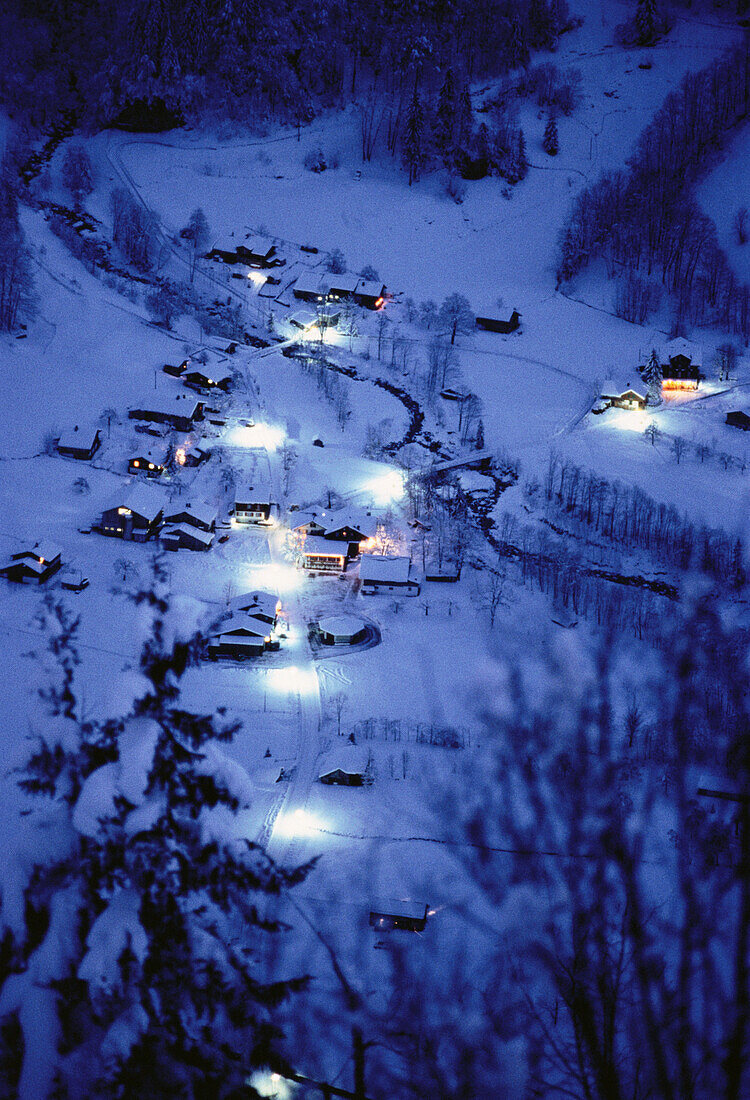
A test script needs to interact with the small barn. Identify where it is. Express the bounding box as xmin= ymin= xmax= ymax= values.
xmin=326 ymin=274 xmax=358 ymax=300
xmin=353 ymin=279 xmax=386 ymax=310
xmin=57 ymin=425 xmax=101 ymax=461
xmin=229 ymin=590 xmax=280 ymax=626
xmin=369 ymin=899 xmax=429 ymax=933
xmin=727 ymin=410 xmax=750 ymax=431
xmin=300 ymin=535 xmax=349 ymax=573
xmin=360 ymin=556 xmax=420 ymax=596
xmin=163 ymin=359 xmax=189 ymax=378
xmin=207 ymin=615 xmax=271 ymax=659
xmin=100 ymin=485 xmax=165 ymax=541
xmin=600 ymin=381 xmax=647 ymax=411
xmin=129 ymin=395 xmax=204 ymax=432
xmin=128 ymin=442 xmax=170 ymax=477
xmin=234 ymin=496 xmax=273 ymax=525
xmin=318 ymin=745 xmax=369 ymax=786
xmin=237 ymin=236 xmax=278 ymax=268
xmin=288 ymin=310 xmax=317 ymax=332
xmin=475 ymin=309 xmax=521 ymax=334
xmin=163 ymin=500 xmax=217 ymax=533
xmin=160 ymin=524 xmax=214 ymax=552
xmin=0 ymin=543 xmax=62 ymax=585
xmin=293 ymin=273 xmax=328 ymax=302
xmin=318 ymin=615 xmax=367 ymax=645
